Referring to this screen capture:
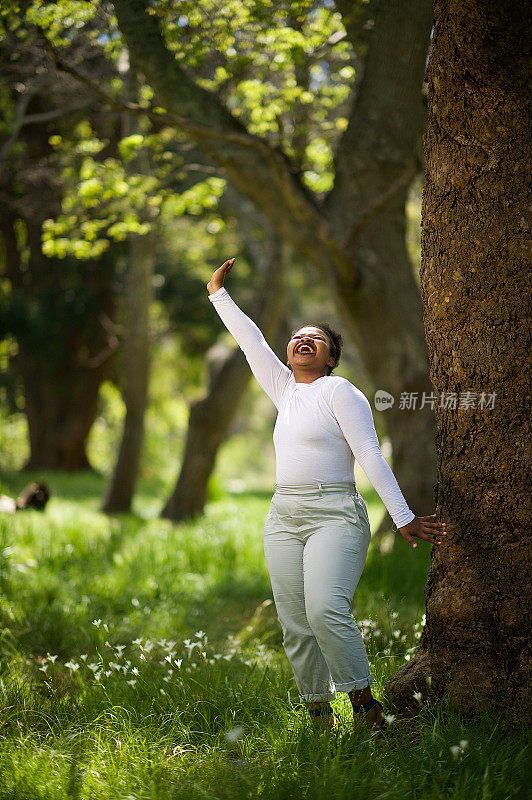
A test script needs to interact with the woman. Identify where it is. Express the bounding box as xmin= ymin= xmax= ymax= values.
xmin=206 ymin=258 xmax=446 ymax=733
